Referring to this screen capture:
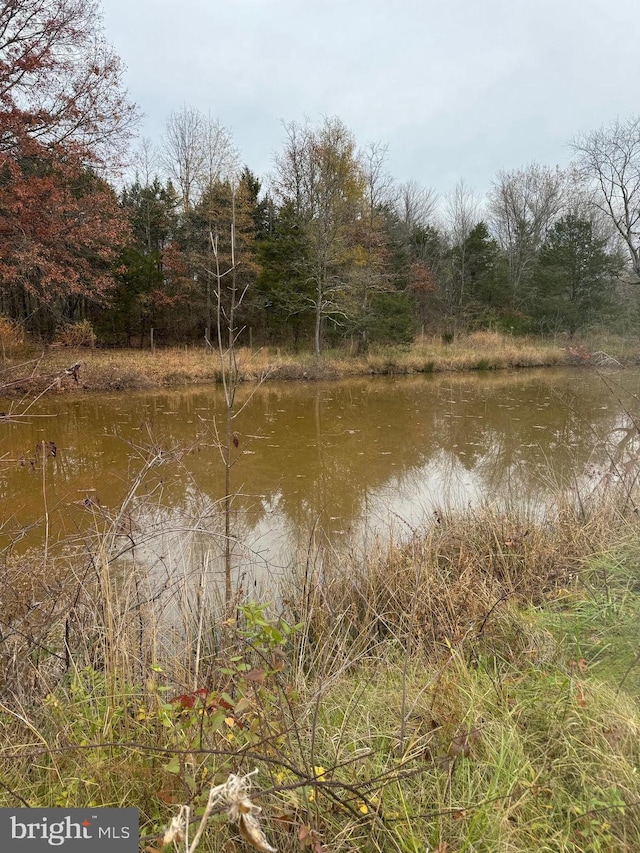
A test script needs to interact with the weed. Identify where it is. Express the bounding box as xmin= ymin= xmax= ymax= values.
xmin=0 ymin=332 xmax=581 ymax=396
xmin=55 ymin=319 xmax=96 ymax=348
xmin=0 ymin=314 xmax=24 ymax=360
xmin=1 ymin=392 xmax=640 ymax=851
